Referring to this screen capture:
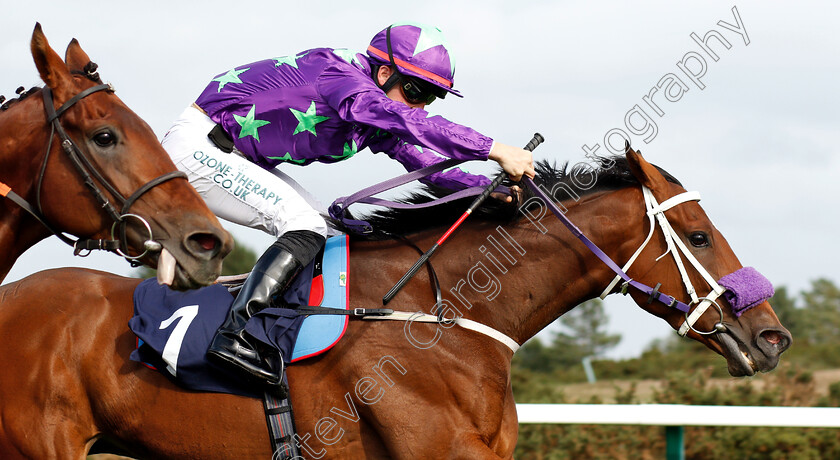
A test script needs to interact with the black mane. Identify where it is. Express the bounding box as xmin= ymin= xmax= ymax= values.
xmin=337 ymin=156 xmax=681 ymax=240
